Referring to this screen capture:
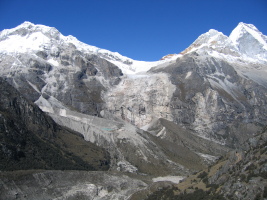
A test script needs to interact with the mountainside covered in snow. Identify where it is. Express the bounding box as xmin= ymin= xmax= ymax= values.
xmin=0 ymin=21 xmax=267 ymax=199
